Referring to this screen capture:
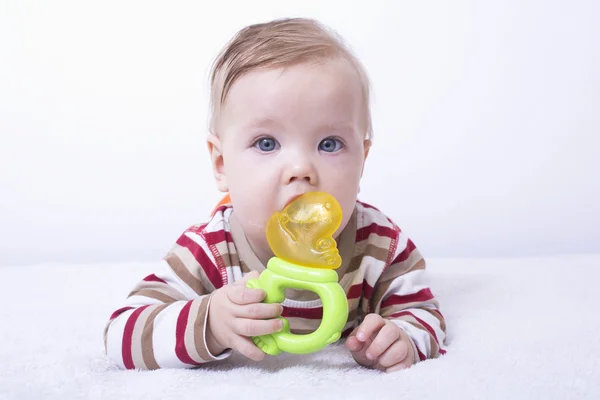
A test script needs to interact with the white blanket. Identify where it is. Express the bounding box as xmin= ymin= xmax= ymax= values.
xmin=1 ymin=255 xmax=599 ymax=399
